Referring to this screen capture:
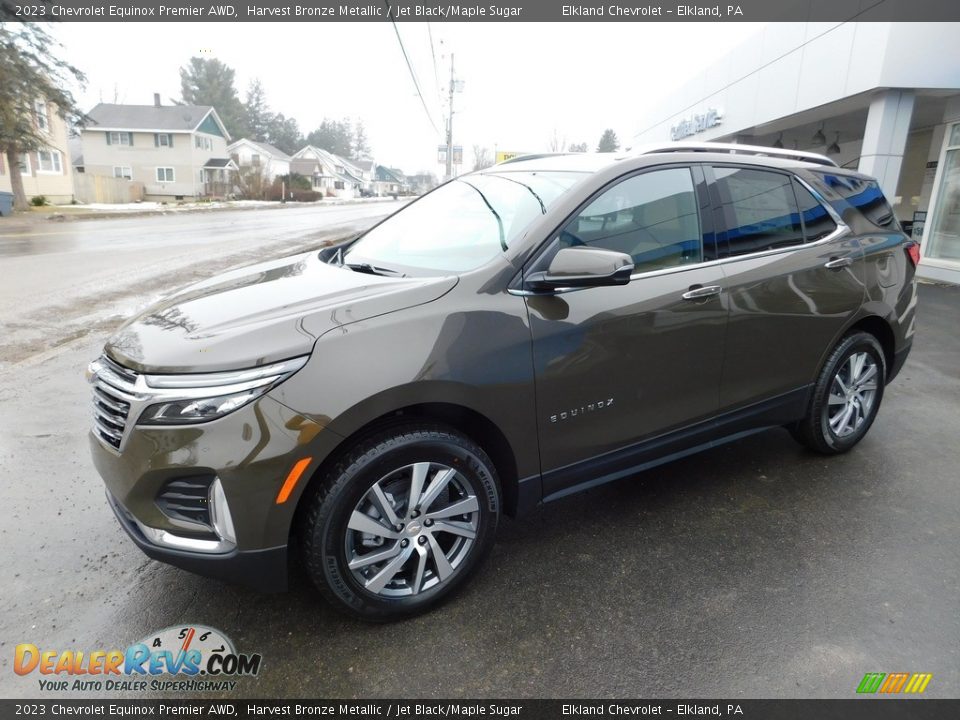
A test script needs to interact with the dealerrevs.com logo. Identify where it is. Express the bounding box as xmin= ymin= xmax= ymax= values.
xmin=14 ymin=625 xmax=262 ymax=693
